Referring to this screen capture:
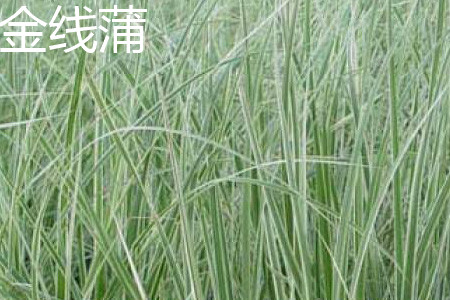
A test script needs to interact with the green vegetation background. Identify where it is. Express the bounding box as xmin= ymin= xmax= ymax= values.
xmin=0 ymin=0 xmax=449 ymax=299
